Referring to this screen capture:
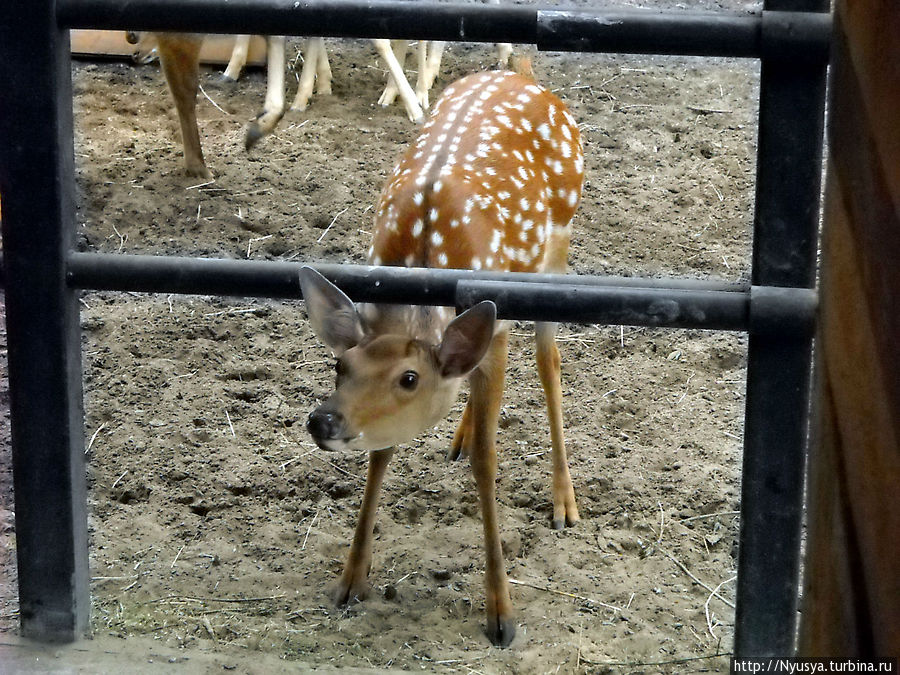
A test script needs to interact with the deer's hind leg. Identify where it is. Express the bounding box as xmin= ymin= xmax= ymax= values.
xmin=535 ymin=321 xmax=579 ymax=529
xmin=535 ymin=227 xmax=579 ymax=529
xmin=448 ymin=398 xmax=472 ymax=461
